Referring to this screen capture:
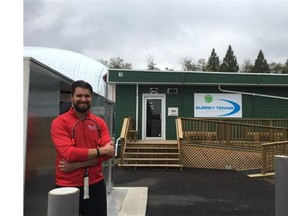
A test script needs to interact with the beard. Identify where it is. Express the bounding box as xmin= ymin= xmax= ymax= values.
xmin=73 ymin=102 xmax=91 ymax=113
